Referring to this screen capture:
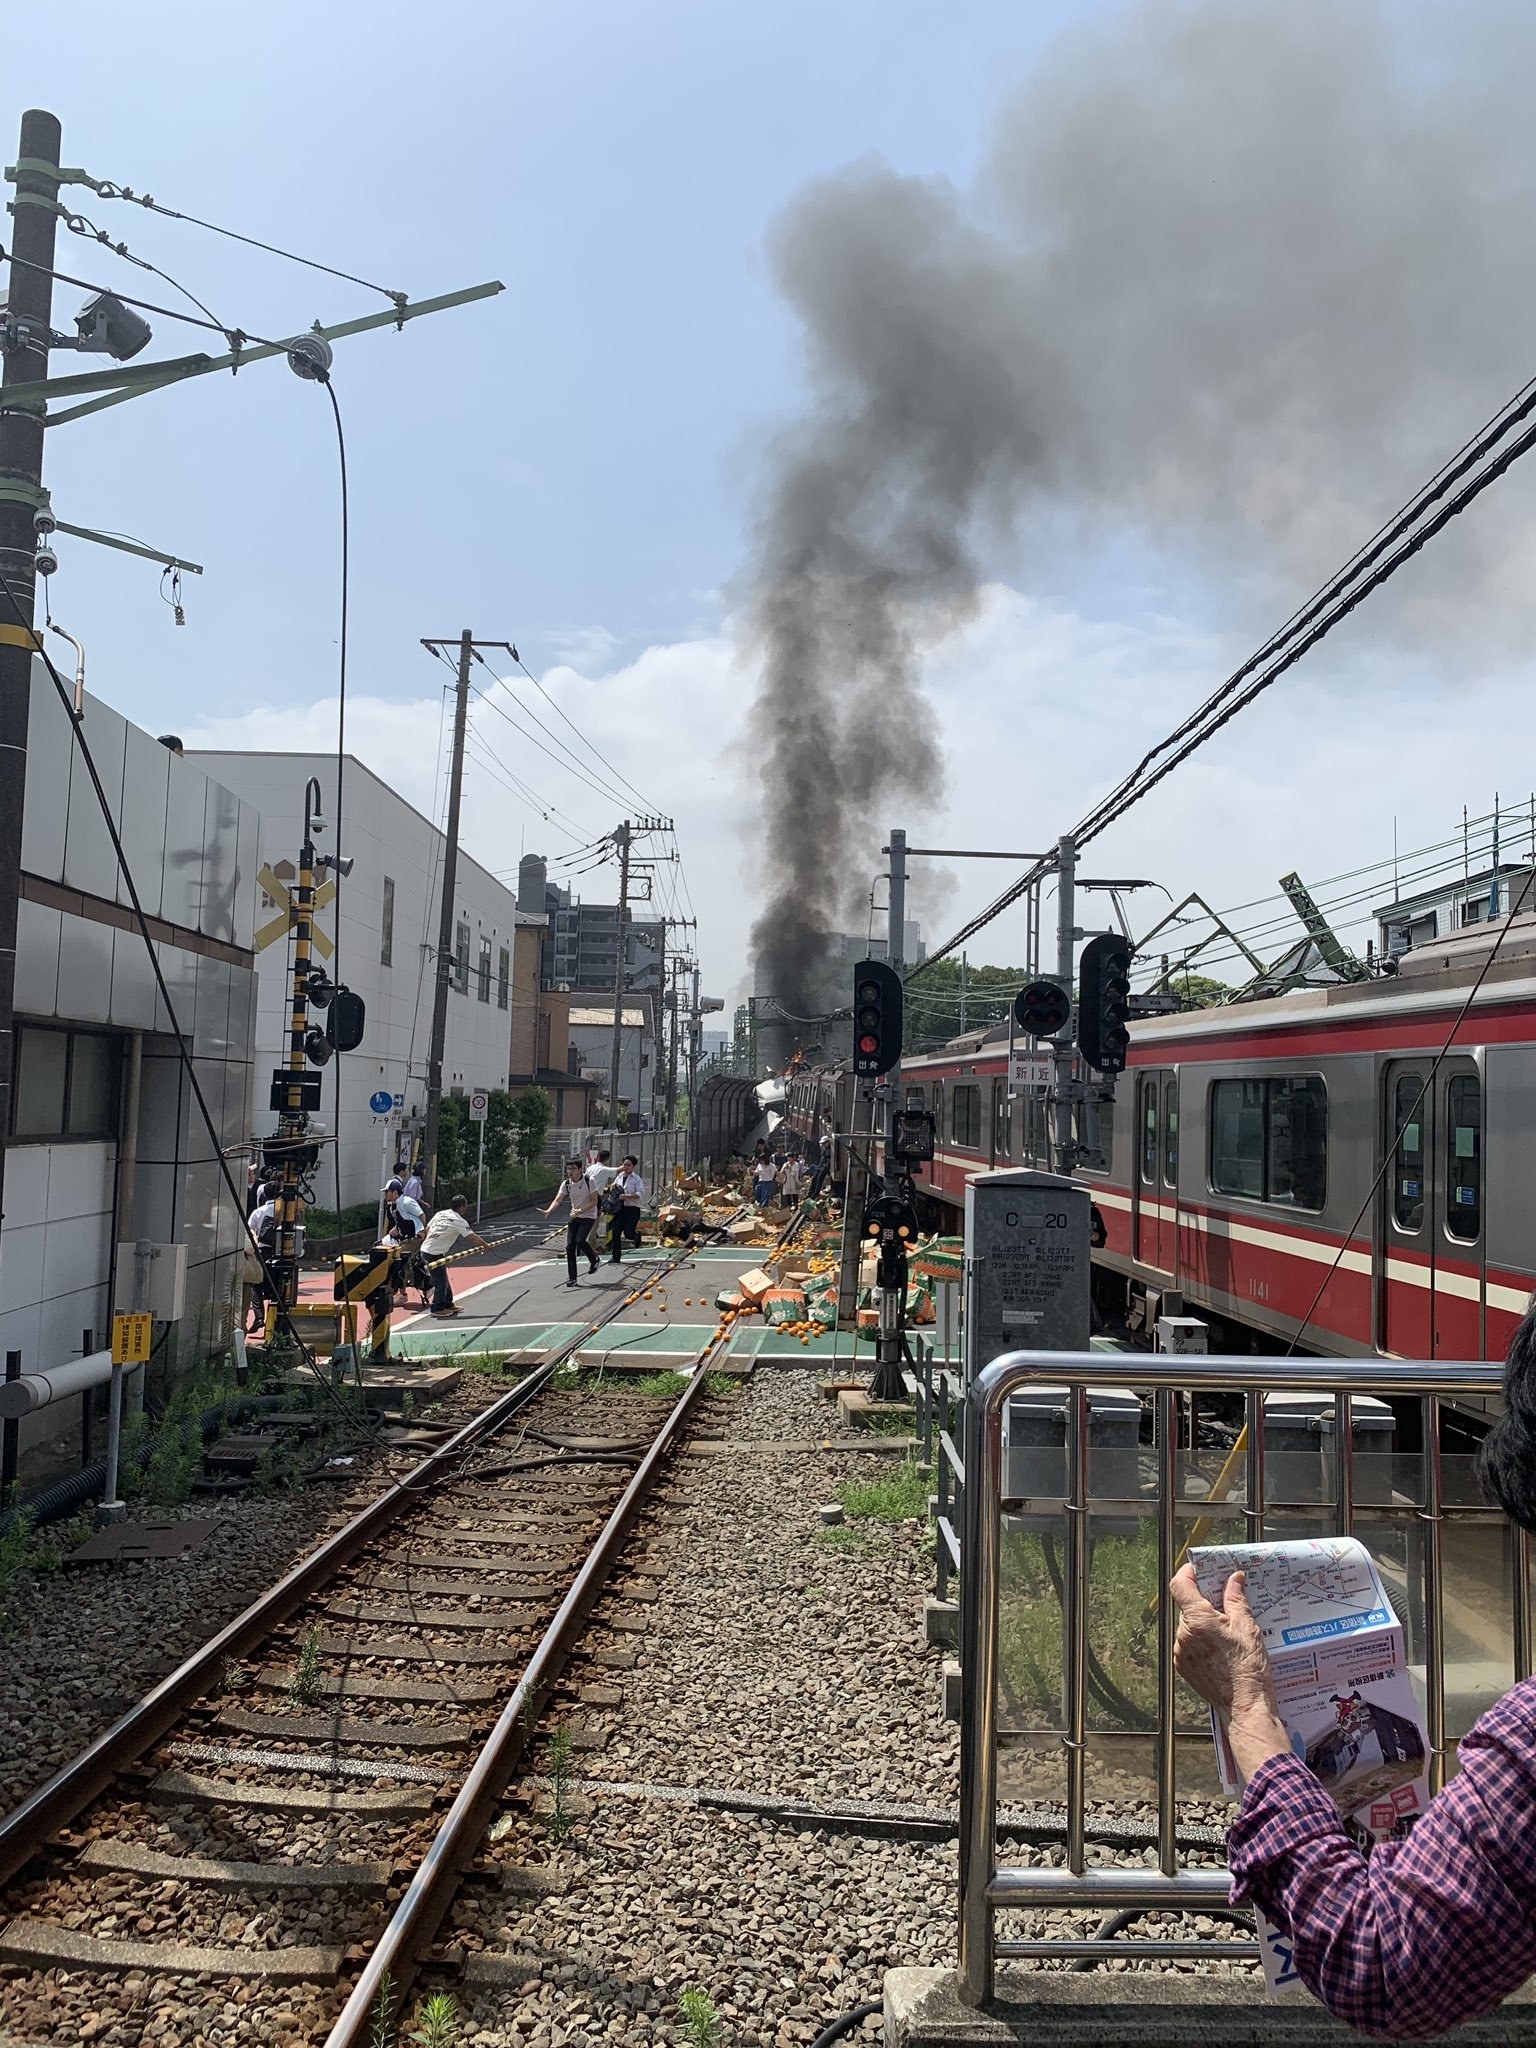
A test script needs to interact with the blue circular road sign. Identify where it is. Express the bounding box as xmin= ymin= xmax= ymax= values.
xmin=369 ymin=1089 xmax=394 ymax=1115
